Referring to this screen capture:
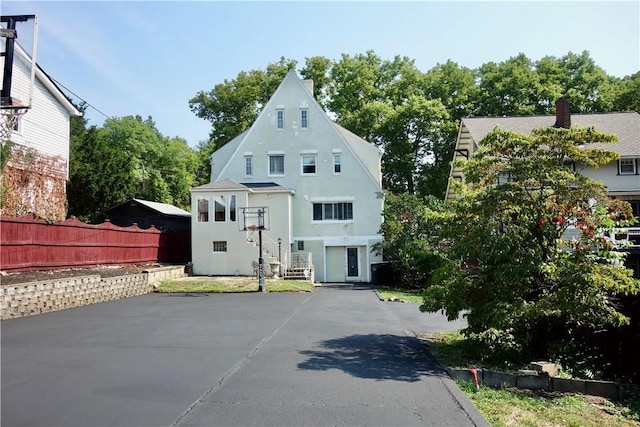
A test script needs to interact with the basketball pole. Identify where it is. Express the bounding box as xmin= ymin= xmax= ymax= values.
xmin=258 ymin=228 xmax=265 ymax=292
xmin=257 ymin=208 xmax=265 ymax=292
